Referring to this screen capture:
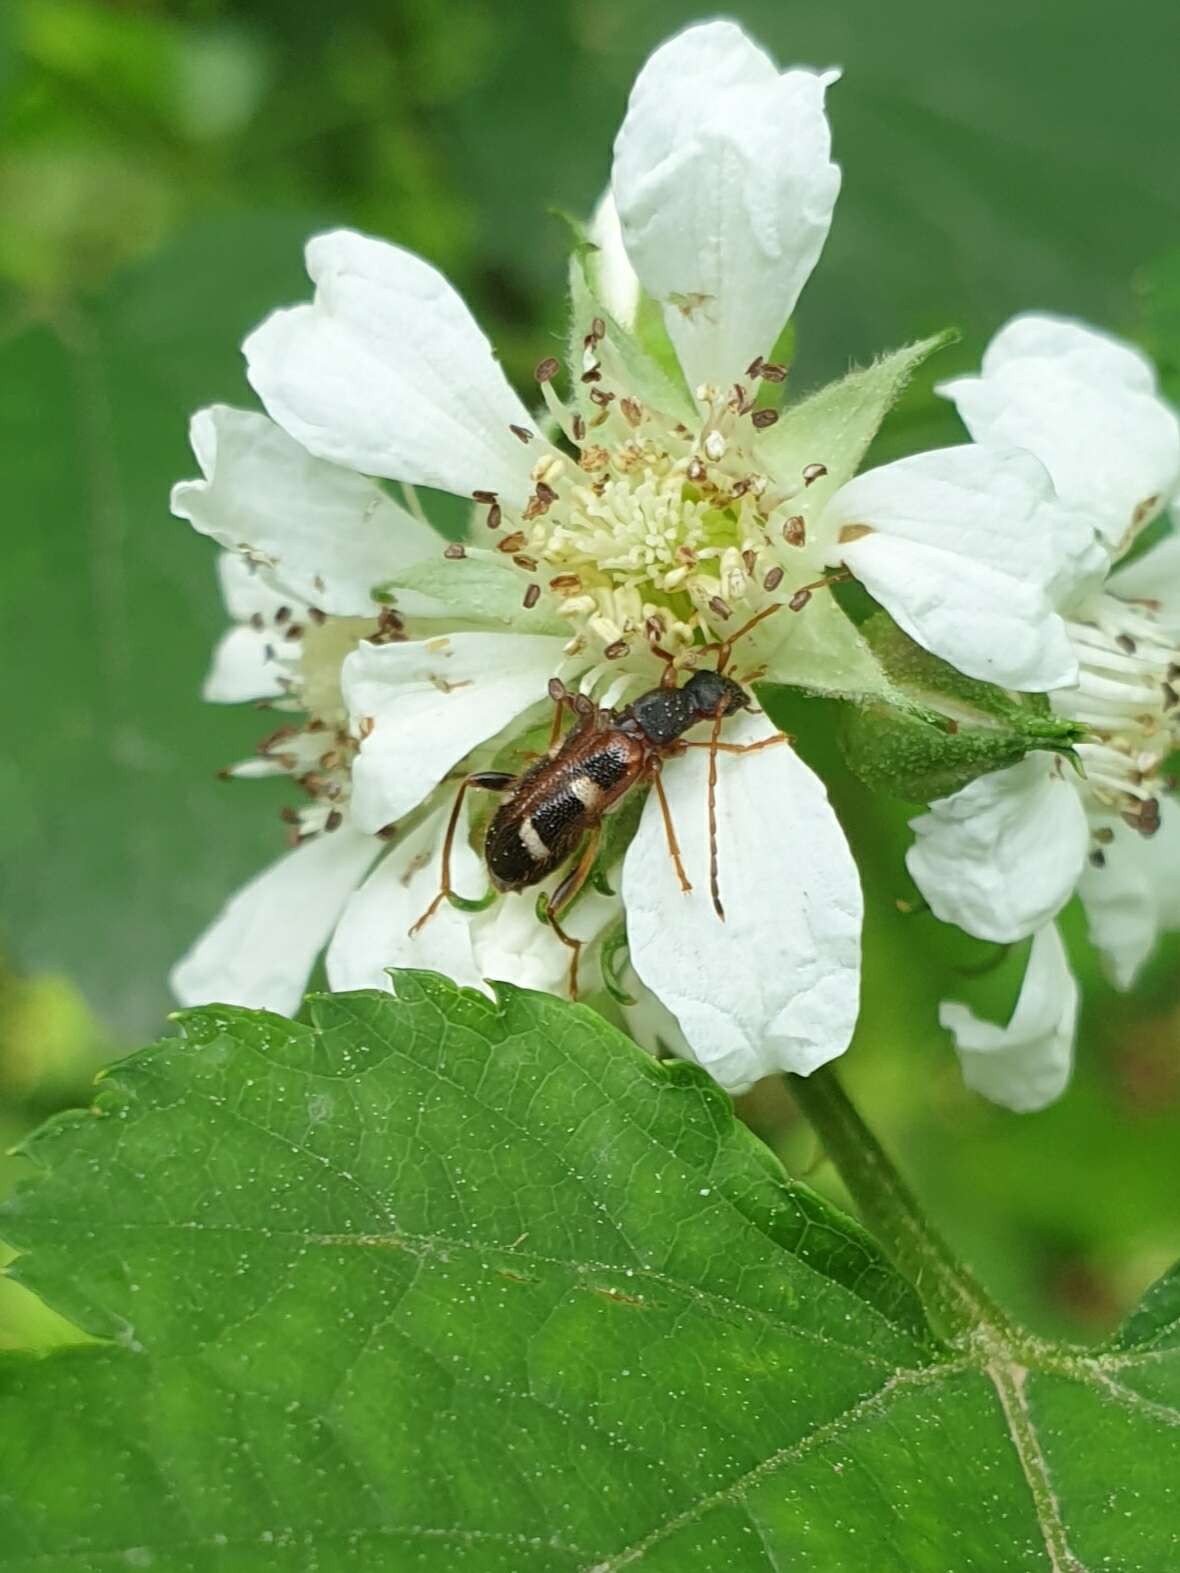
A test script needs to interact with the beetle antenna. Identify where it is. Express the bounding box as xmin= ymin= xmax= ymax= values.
xmin=701 ymin=601 xmax=785 ymax=674
xmin=707 ymin=709 xmax=725 ymax=919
